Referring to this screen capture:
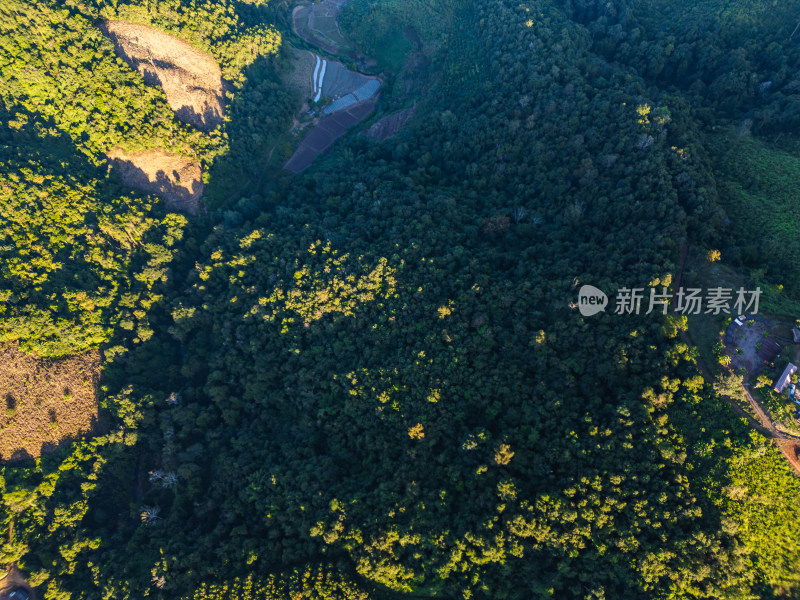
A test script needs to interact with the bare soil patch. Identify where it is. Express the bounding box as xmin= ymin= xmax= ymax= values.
xmin=777 ymin=440 xmax=800 ymax=476
xmin=107 ymin=147 xmax=204 ymax=215
xmin=366 ymin=105 xmax=415 ymax=140
xmin=725 ymin=316 xmax=778 ymax=379
xmin=0 ymin=343 xmax=101 ymax=464
xmin=102 ymin=21 xmax=225 ymax=130
xmin=0 ymin=566 xmax=37 ymax=600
